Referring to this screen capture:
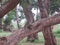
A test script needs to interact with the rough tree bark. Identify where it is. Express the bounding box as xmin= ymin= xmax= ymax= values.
xmin=23 ymin=5 xmax=38 ymax=42
xmin=0 ymin=0 xmax=20 ymax=18
xmin=38 ymin=0 xmax=56 ymax=45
